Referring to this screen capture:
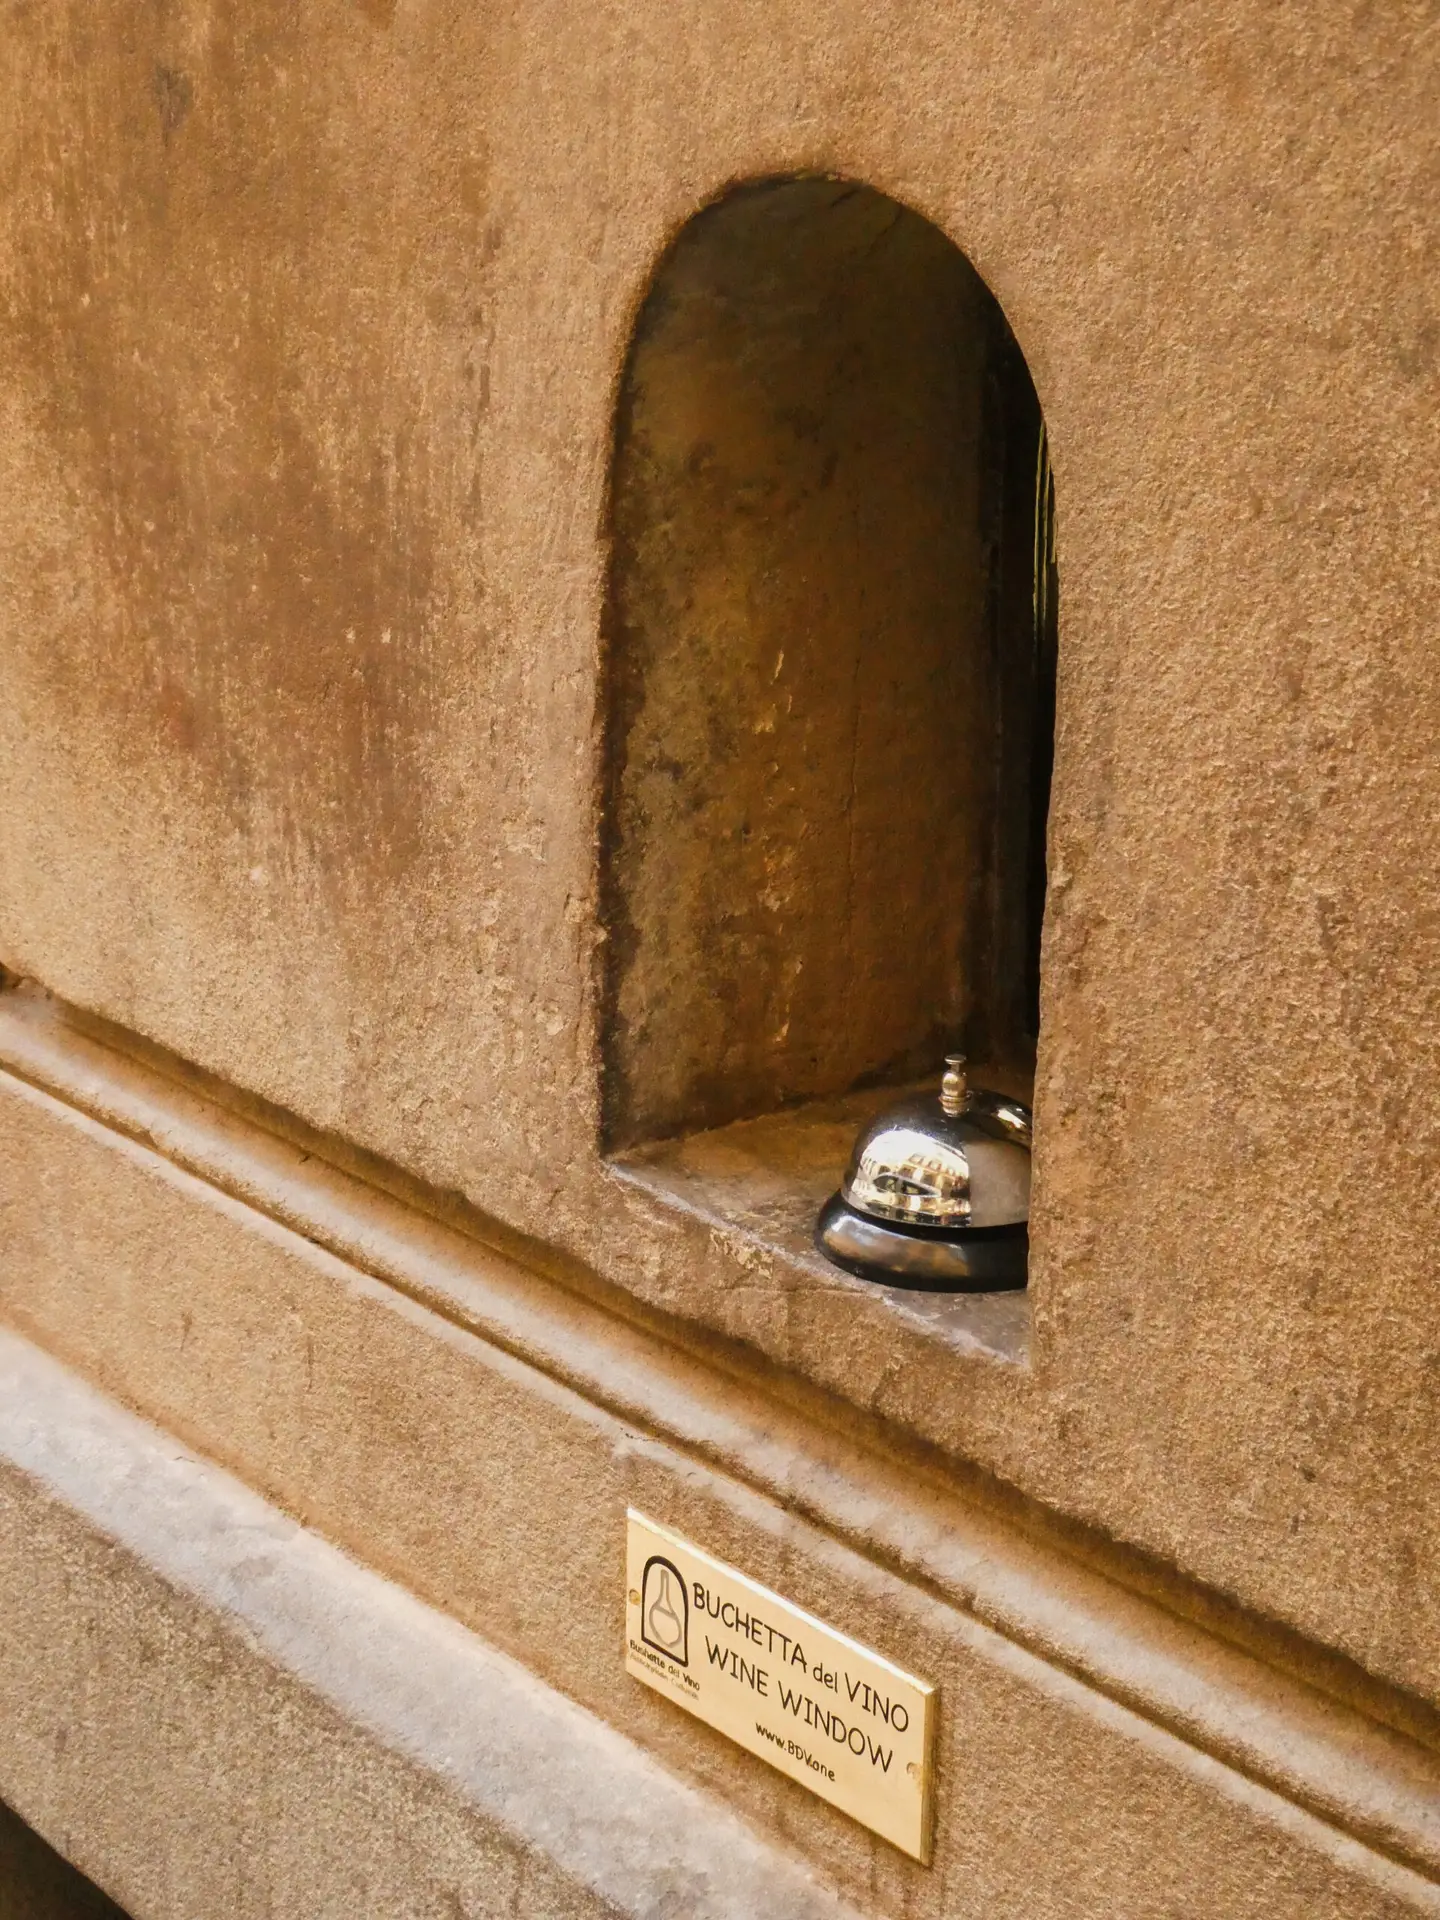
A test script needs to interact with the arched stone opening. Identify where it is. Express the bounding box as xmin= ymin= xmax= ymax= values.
xmin=600 ymin=177 xmax=1057 ymax=1158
